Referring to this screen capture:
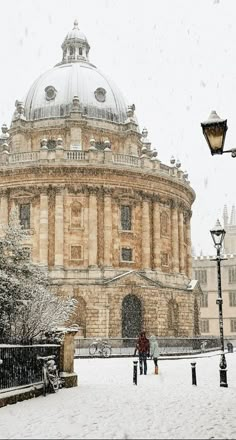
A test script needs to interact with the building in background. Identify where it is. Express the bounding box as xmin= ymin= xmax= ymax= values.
xmin=0 ymin=21 xmax=201 ymax=338
xmin=193 ymin=205 xmax=236 ymax=338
